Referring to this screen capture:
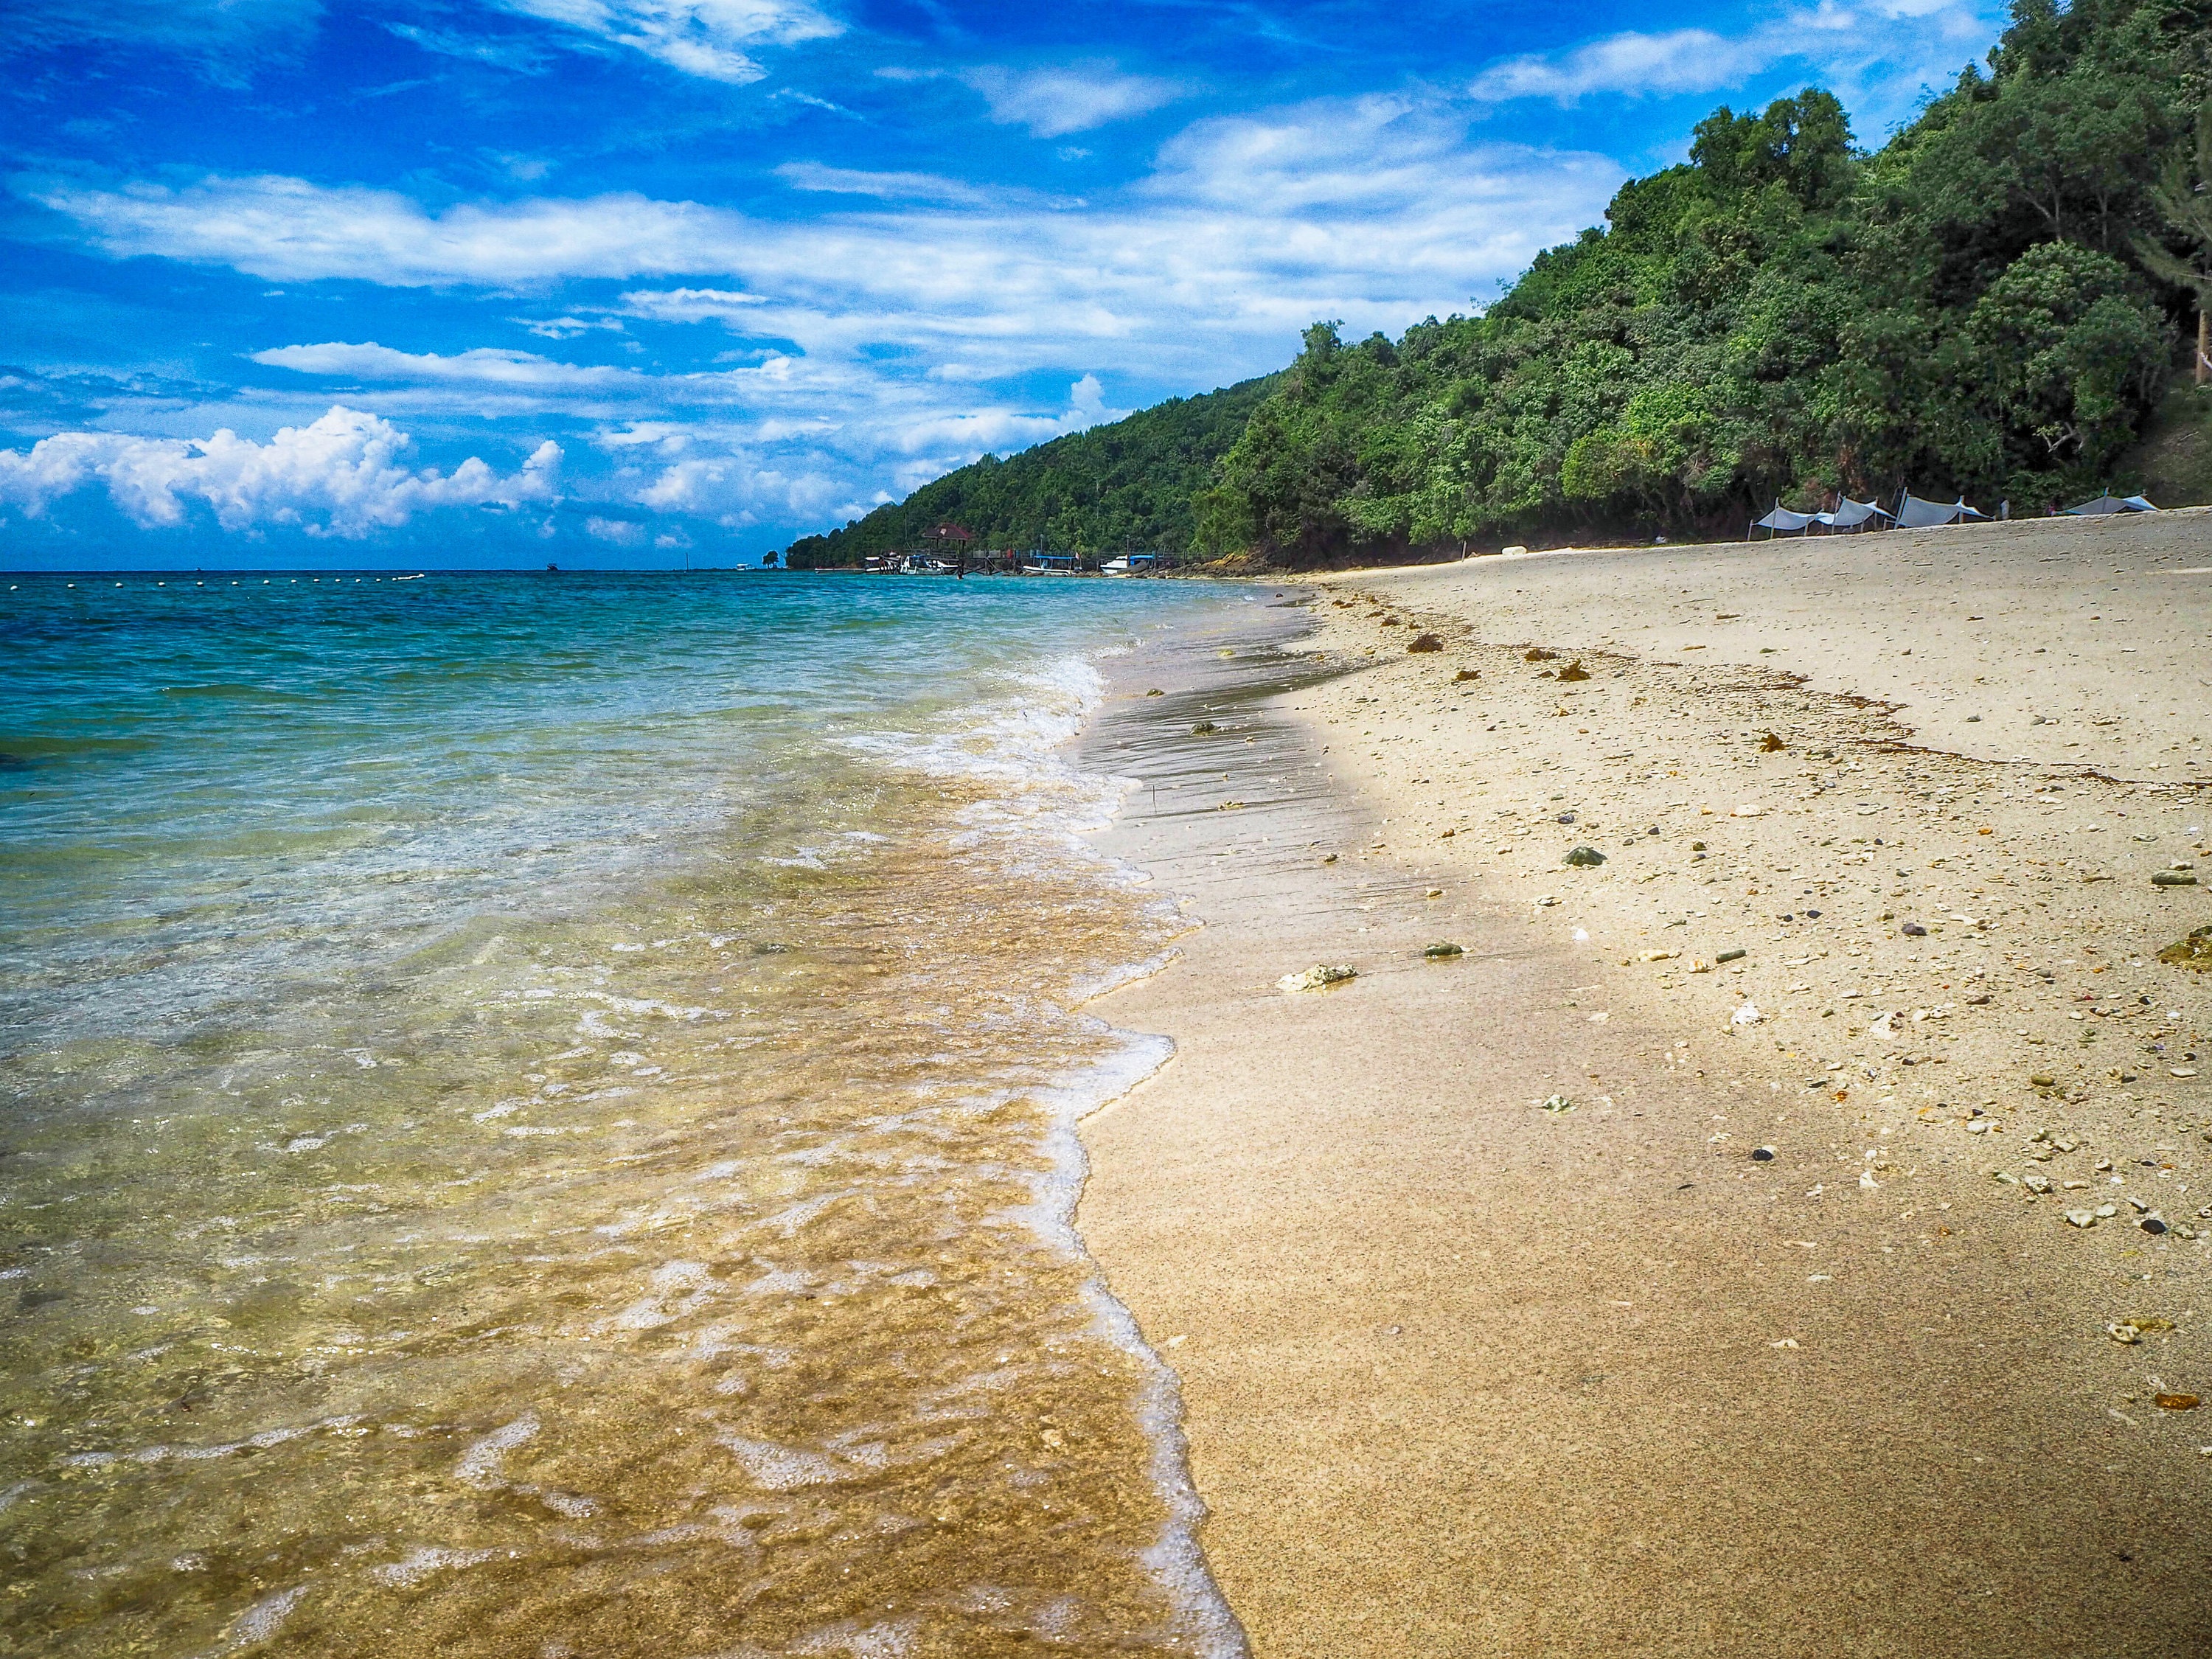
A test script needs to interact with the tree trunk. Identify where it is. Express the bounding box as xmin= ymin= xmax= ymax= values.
xmin=2199 ymin=308 xmax=2208 ymax=388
